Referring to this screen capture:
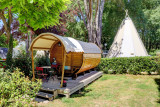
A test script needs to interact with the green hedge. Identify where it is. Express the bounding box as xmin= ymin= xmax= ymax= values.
xmin=98 ymin=56 xmax=160 ymax=74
